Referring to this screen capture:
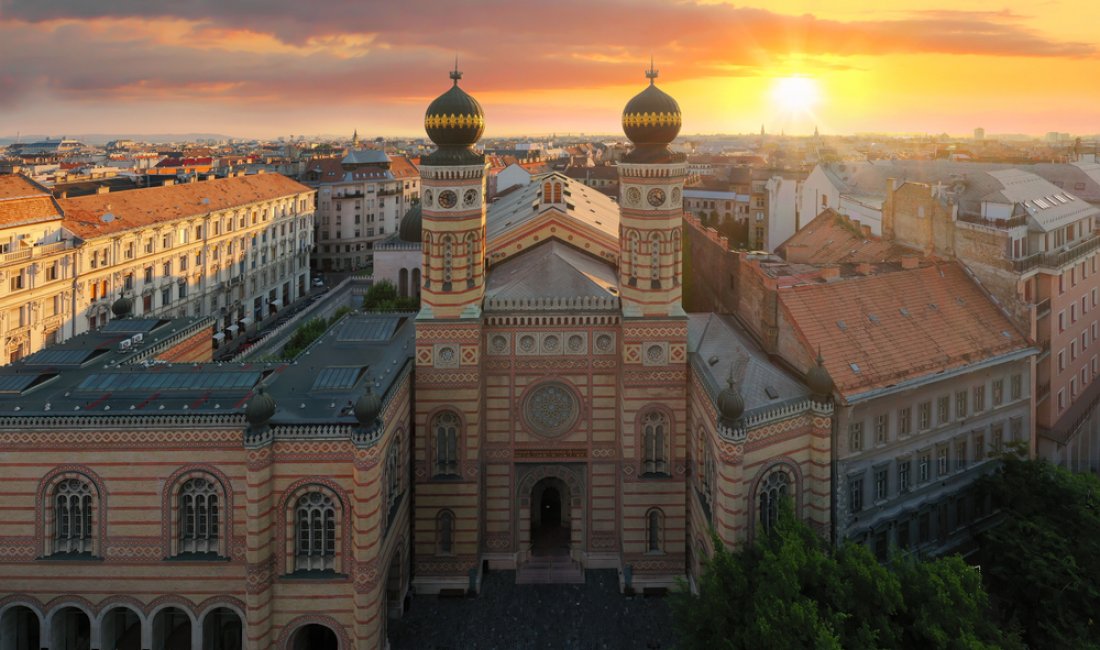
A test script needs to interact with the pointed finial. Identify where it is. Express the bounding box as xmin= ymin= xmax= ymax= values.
xmin=645 ymin=56 xmax=658 ymax=84
xmin=726 ymin=363 xmax=736 ymax=389
xmin=450 ymin=56 xmax=462 ymax=85
xmin=816 ymin=346 xmax=824 ymax=365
